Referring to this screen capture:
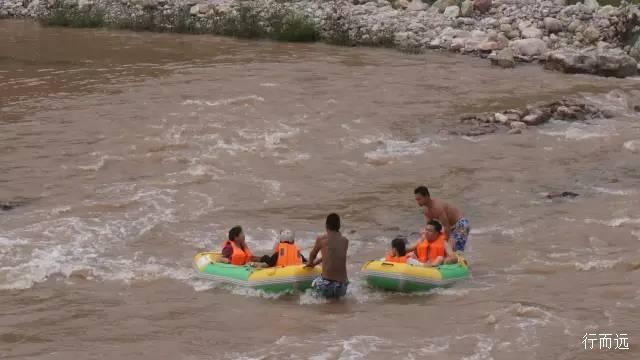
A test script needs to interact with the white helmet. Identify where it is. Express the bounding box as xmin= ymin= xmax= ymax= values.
xmin=279 ymin=229 xmax=295 ymax=243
